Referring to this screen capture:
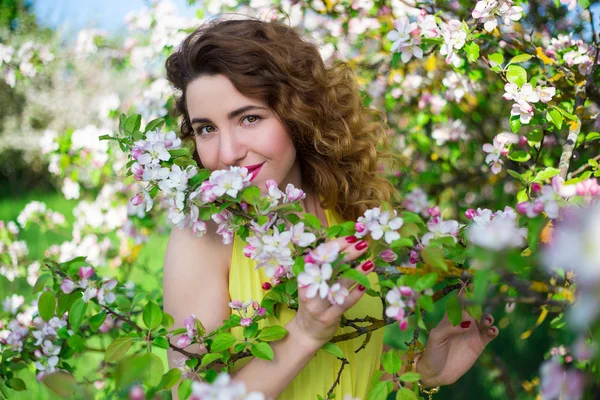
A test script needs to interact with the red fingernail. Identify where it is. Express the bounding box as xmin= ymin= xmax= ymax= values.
xmin=361 ymin=260 xmax=374 ymax=271
xmin=355 ymin=240 xmax=368 ymax=250
xmin=460 ymin=321 xmax=471 ymax=329
xmin=345 ymin=235 xmax=358 ymax=243
xmin=358 ymin=285 xmax=366 ymax=291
